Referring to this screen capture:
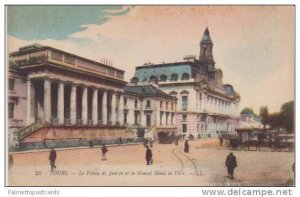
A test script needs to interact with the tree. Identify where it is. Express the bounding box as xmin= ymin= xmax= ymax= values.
xmin=240 ymin=107 xmax=255 ymax=115
xmin=259 ymin=106 xmax=269 ymax=129
xmin=280 ymin=101 xmax=294 ymax=133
